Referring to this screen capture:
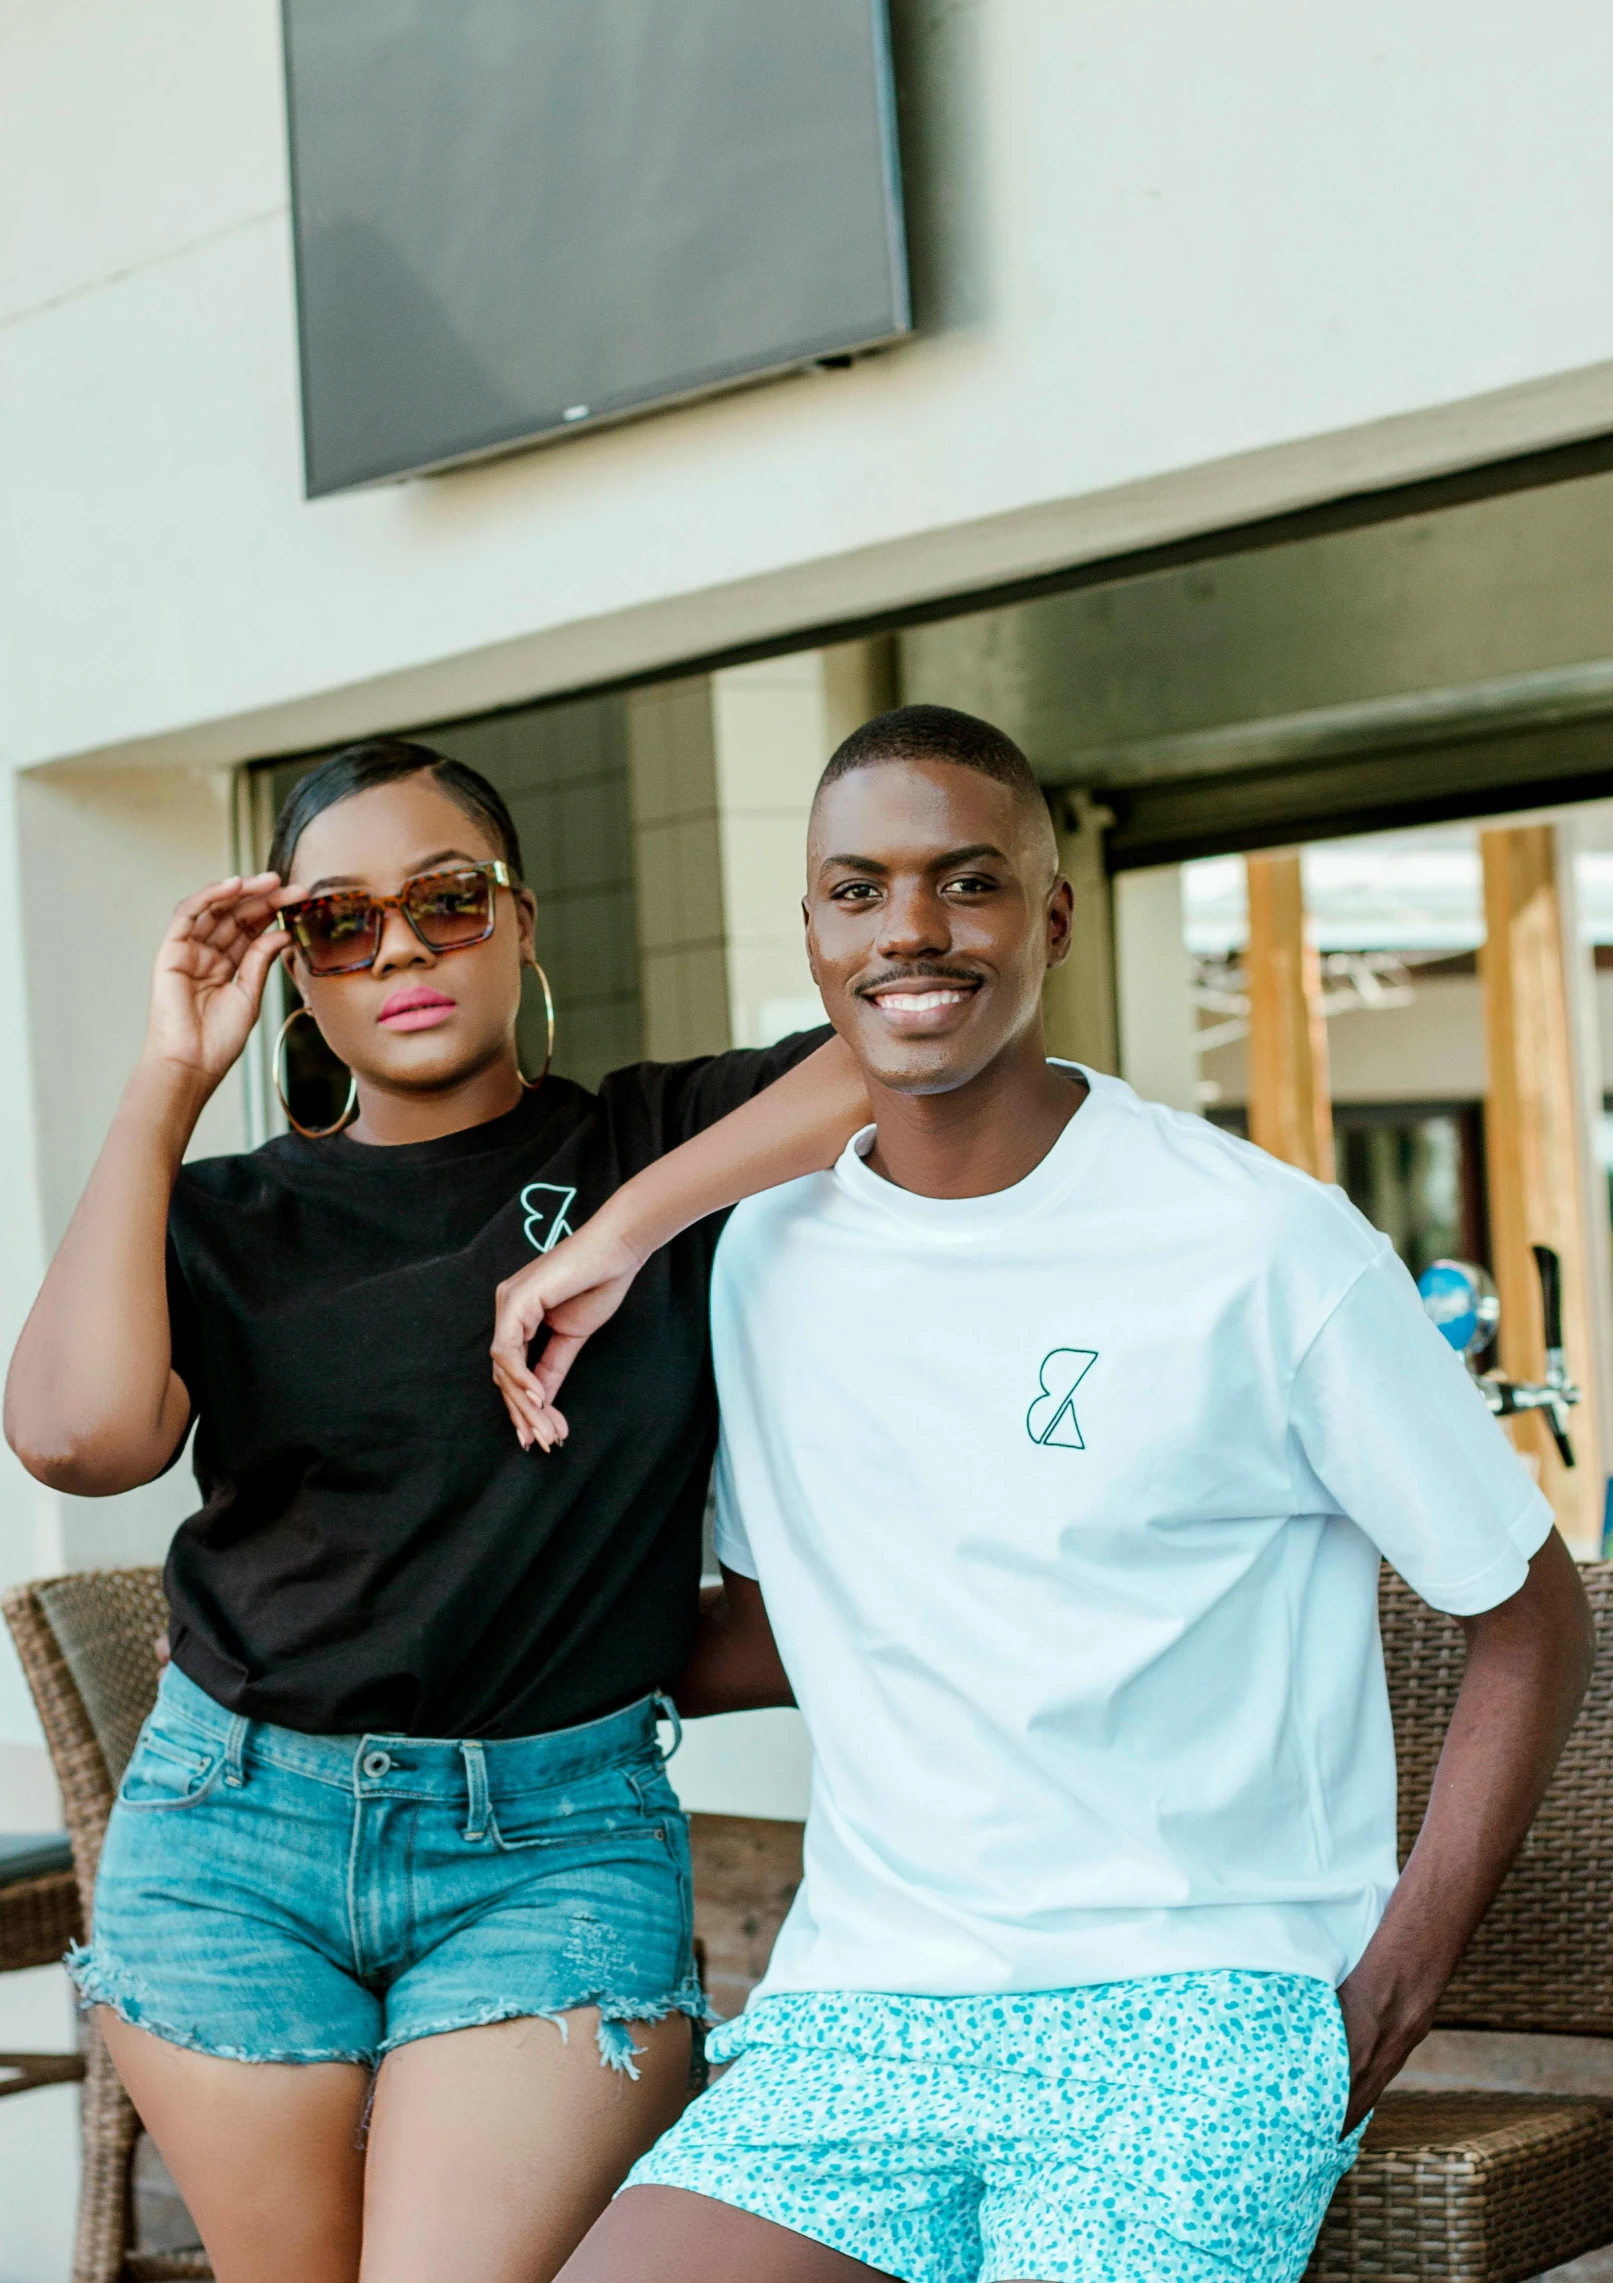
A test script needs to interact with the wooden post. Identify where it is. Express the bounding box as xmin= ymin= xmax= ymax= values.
xmin=1245 ymin=850 xmax=1335 ymax=1181
xmin=1480 ymin=824 xmax=1605 ymax=1552
xmin=1044 ymin=790 xmax=1118 ymax=1072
